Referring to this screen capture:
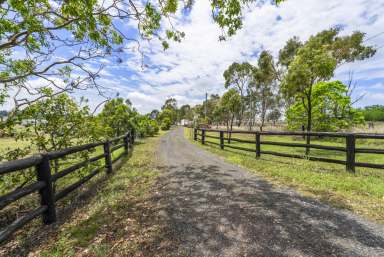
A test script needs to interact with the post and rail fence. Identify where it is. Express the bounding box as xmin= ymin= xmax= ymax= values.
xmin=194 ymin=128 xmax=384 ymax=173
xmin=0 ymin=130 xmax=135 ymax=244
